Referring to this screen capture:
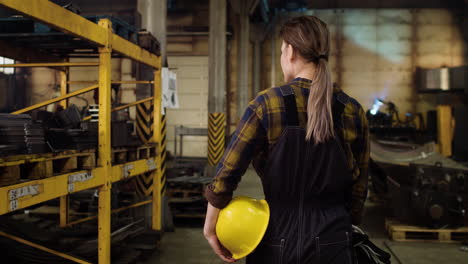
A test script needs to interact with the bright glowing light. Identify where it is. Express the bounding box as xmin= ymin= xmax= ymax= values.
xmin=370 ymin=99 xmax=384 ymax=115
